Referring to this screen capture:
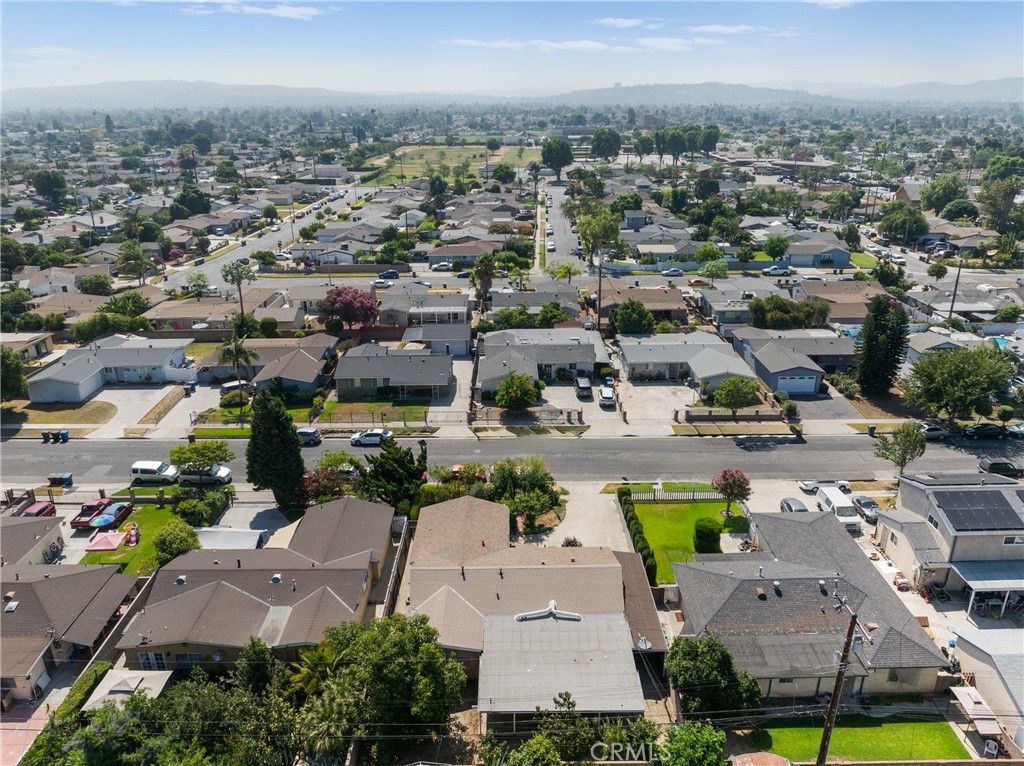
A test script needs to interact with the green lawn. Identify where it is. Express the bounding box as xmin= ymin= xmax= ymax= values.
xmin=80 ymin=504 xmax=175 ymax=576
xmin=319 ymin=400 xmax=430 ymax=426
xmin=635 ymin=501 xmax=749 ymax=583
xmin=193 ymin=427 xmax=251 ymax=438
xmin=850 ymin=252 xmax=877 ymax=269
xmin=737 ymin=714 xmax=969 ymax=762
xmin=662 ymin=481 xmax=715 ymax=492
